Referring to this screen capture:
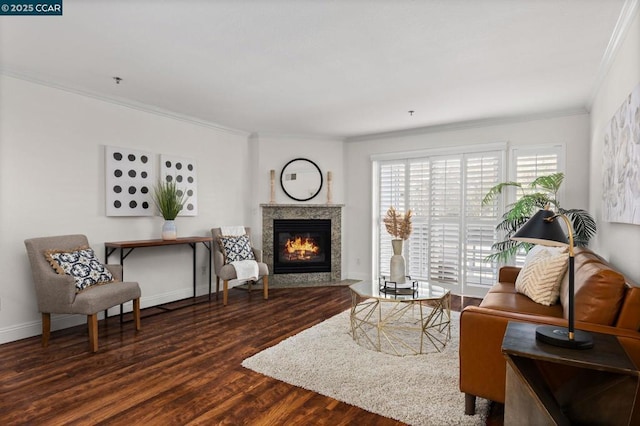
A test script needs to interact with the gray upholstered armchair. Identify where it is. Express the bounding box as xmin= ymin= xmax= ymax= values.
xmin=211 ymin=227 xmax=269 ymax=306
xmin=24 ymin=234 xmax=141 ymax=352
